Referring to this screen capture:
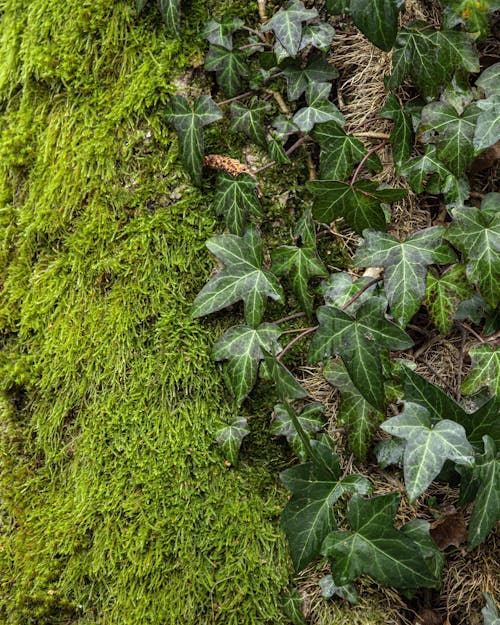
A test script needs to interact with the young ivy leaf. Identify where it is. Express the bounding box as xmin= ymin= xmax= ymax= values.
xmin=205 ymin=45 xmax=249 ymax=98
xmin=158 ymin=0 xmax=181 ymax=35
xmin=292 ymin=82 xmax=344 ymax=133
xmin=191 ymin=227 xmax=284 ymax=326
xmin=200 ymin=16 xmax=244 ymax=50
xmin=270 ymin=212 xmax=327 ymax=317
xmin=282 ymin=53 xmax=339 ymax=101
xmin=419 ymin=102 xmax=480 ymax=177
xmin=468 ymin=437 xmax=500 ymax=550
xmin=230 ymin=100 xmax=267 ymax=147
xmin=322 ymin=493 xmax=444 ymax=589
xmin=312 ymin=122 xmax=382 ymax=182
xmin=399 ymin=145 xmax=451 ymax=194
xmin=474 ymin=95 xmax=500 ymax=152
xmin=280 ymin=443 xmax=371 ymax=571
xmin=214 ymin=172 xmax=263 ymax=236
xmin=215 ymin=416 xmax=250 ymax=465
xmin=401 ymin=366 xmax=500 ymax=449
xmin=324 ymin=360 xmax=384 ymax=461
xmin=355 ymin=227 xmax=450 ymax=327
xmin=212 ymin=323 xmax=281 ymax=404
xmin=380 ymin=94 xmax=414 ymax=169
xmin=307 ymin=180 xmax=407 ymax=234
xmin=381 ymin=403 xmax=474 ymax=501
xmin=271 ymin=402 xmax=325 ymax=461
xmin=350 ymin=0 xmax=402 ymax=51
xmin=260 ymin=0 xmax=319 ymax=58
xmin=165 ymin=95 xmax=222 ymax=185
xmin=308 ymin=297 xmax=413 ymax=410
xmin=445 ymin=203 xmax=500 ymax=308
xmin=424 ymin=265 xmax=474 ymax=335
xmin=299 ymin=22 xmax=336 ymax=52
xmin=462 ymin=344 xmax=500 ymax=398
